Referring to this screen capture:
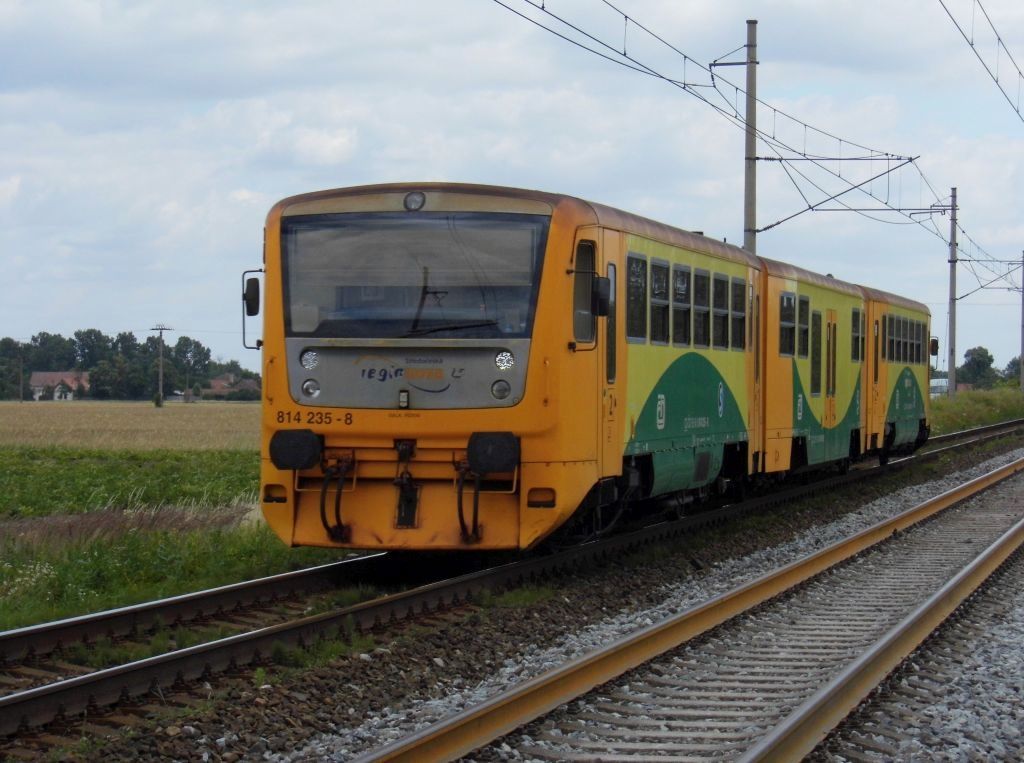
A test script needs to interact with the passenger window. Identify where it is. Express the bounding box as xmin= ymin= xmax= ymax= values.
xmin=811 ymin=311 xmax=822 ymax=395
xmin=851 ymin=308 xmax=862 ymax=362
xmin=860 ymin=311 xmax=866 ymax=363
xmin=731 ymin=278 xmax=746 ymax=350
xmin=712 ymin=275 xmax=729 ymax=350
xmin=626 ymin=255 xmax=647 ymax=342
xmin=881 ymin=313 xmax=887 ymax=360
xmin=694 ymin=271 xmax=711 ymax=347
xmin=672 ymin=266 xmax=691 ymax=346
xmin=798 ymin=296 xmax=810 ymax=358
xmin=573 ymin=241 xmax=596 ymax=343
xmin=873 ymin=320 xmax=880 ymax=382
xmin=779 ymin=292 xmax=796 ymax=356
xmin=650 ymin=261 xmax=670 ymax=344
